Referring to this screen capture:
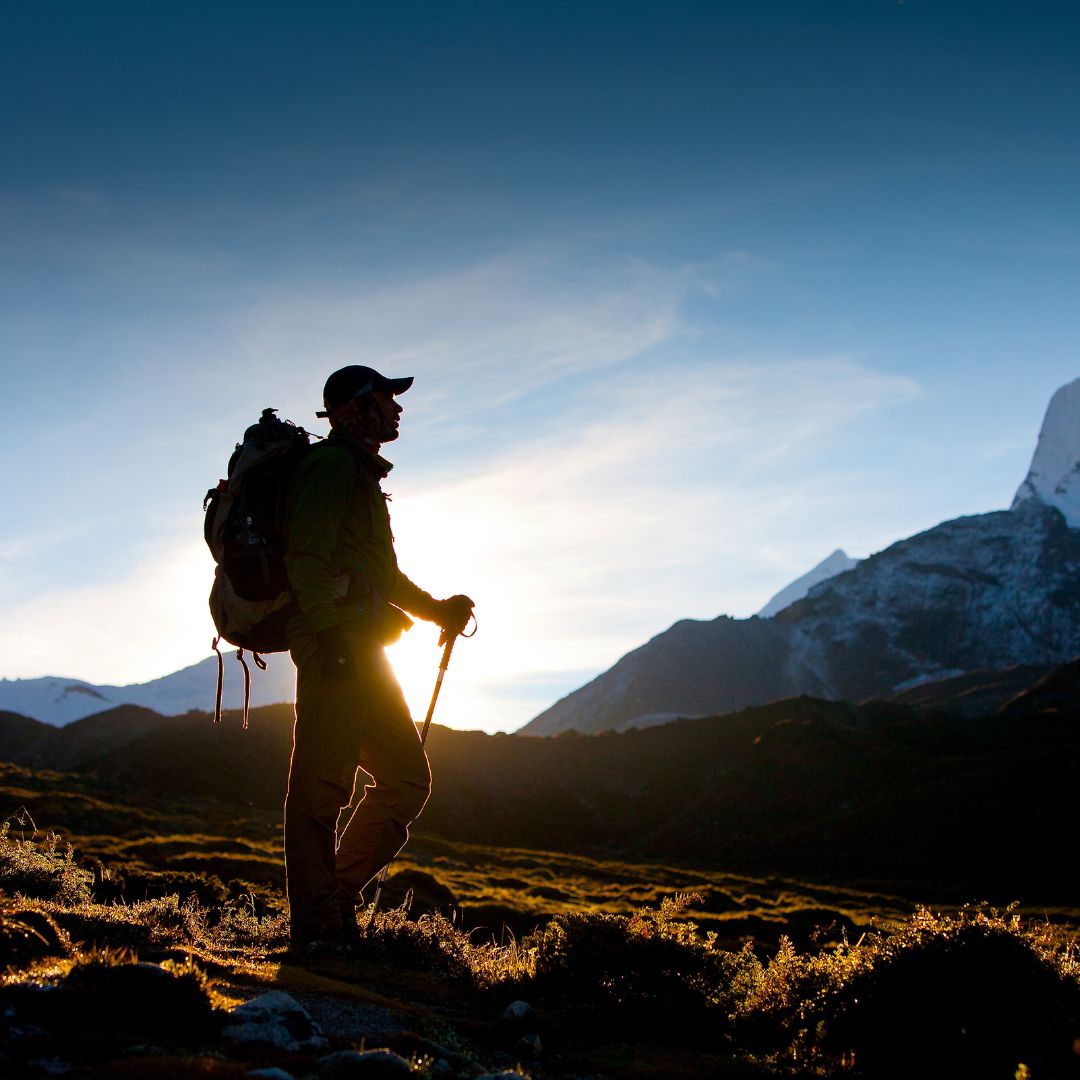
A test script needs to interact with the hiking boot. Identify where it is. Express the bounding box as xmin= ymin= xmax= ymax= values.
xmin=287 ymin=920 xmax=359 ymax=960
xmin=286 ymin=930 xmax=355 ymax=962
xmin=338 ymin=916 xmax=363 ymax=948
